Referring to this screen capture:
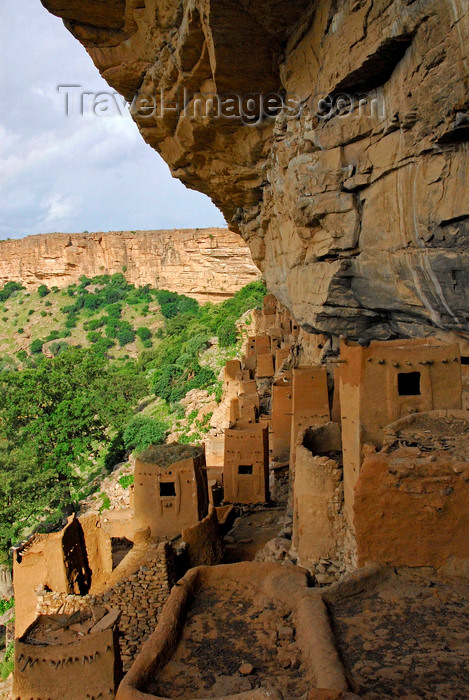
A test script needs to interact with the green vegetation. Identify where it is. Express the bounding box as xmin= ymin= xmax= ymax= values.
xmin=0 ymin=348 xmax=146 ymax=561
xmin=118 ymin=474 xmax=134 ymax=489
xmin=0 ymin=273 xmax=165 ymax=363
xmin=0 ymin=277 xmax=266 ymax=562
xmin=0 ymin=282 xmax=24 ymax=303
xmin=0 ymin=598 xmax=14 ymax=616
xmin=99 ymin=492 xmax=111 ymax=513
xmin=30 ymin=339 xmax=43 ymax=354
xmin=0 ymin=642 xmax=14 ymax=680
xmin=141 ymin=281 xmax=266 ymax=404
xmin=122 ymin=415 xmax=169 ymax=453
